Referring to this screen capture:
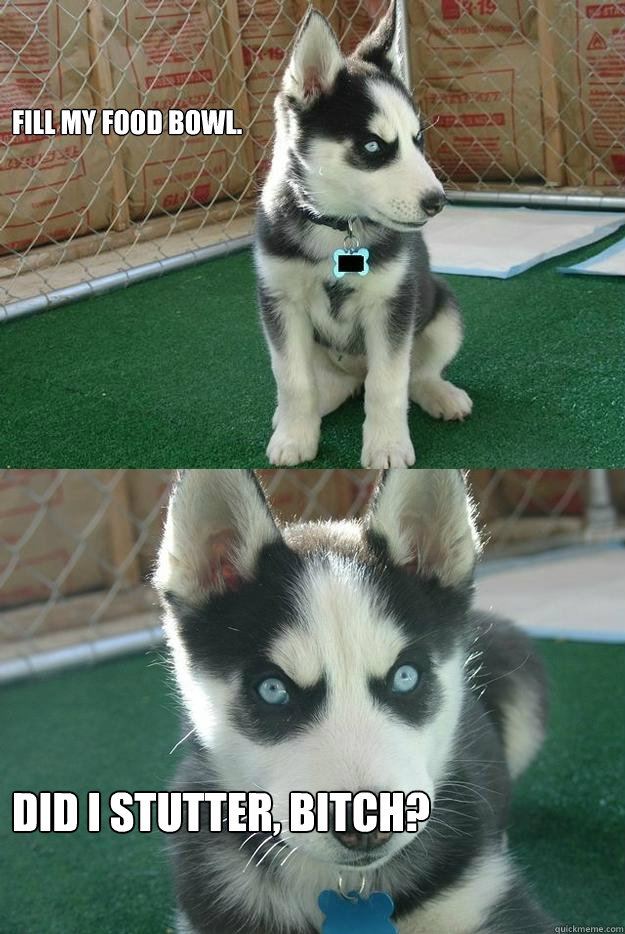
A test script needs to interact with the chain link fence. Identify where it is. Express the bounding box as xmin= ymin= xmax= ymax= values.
xmin=1 ymin=468 xmax=623 ymax=682
xmin=1 ymin=0 xmax=623 ymax=316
